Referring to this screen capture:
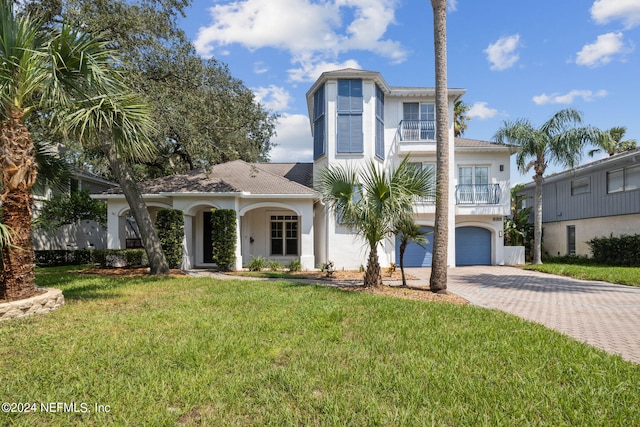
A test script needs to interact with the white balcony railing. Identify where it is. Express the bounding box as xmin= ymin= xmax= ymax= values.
xmin=398 ymin=120 xmax=435 ymax=141
xmin=455 ymin=184 xmax=501 ymax=205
